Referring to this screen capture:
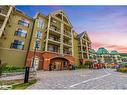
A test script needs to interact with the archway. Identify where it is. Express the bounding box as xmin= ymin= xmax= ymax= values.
xmin=49 ymin=57 xmax=70 ymax=71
